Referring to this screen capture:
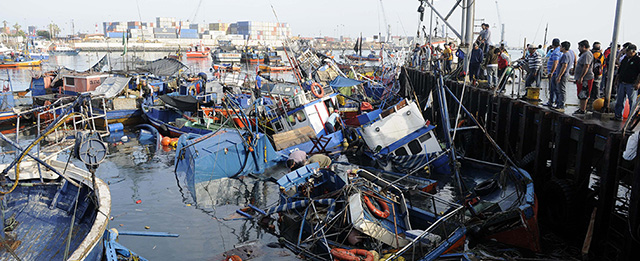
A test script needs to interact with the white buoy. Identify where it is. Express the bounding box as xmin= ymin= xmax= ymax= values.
xmin=121 ymin=136 xmax=129 ymax=142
